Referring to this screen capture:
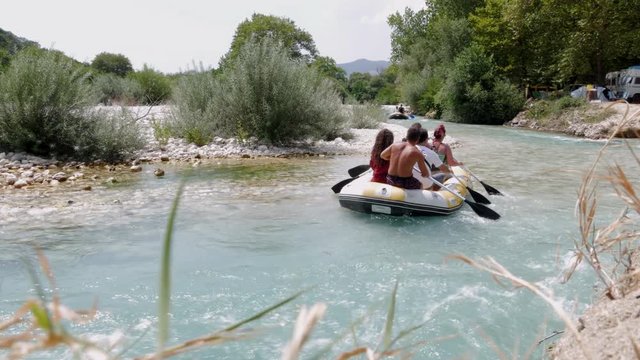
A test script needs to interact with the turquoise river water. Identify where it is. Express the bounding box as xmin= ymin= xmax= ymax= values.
xmin=1 ymin=119 xmax=639 ymax=359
